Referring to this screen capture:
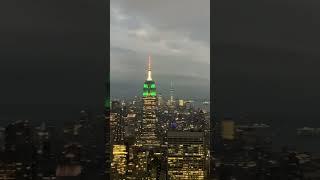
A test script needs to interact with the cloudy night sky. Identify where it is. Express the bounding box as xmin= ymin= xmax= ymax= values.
xmin=214 ymin=0 xmax=320 ymax=151
xmin=0 ymin=0 xmax=106 ymax=123
xmin=110 ymin=0 xmax=210 ymax=100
